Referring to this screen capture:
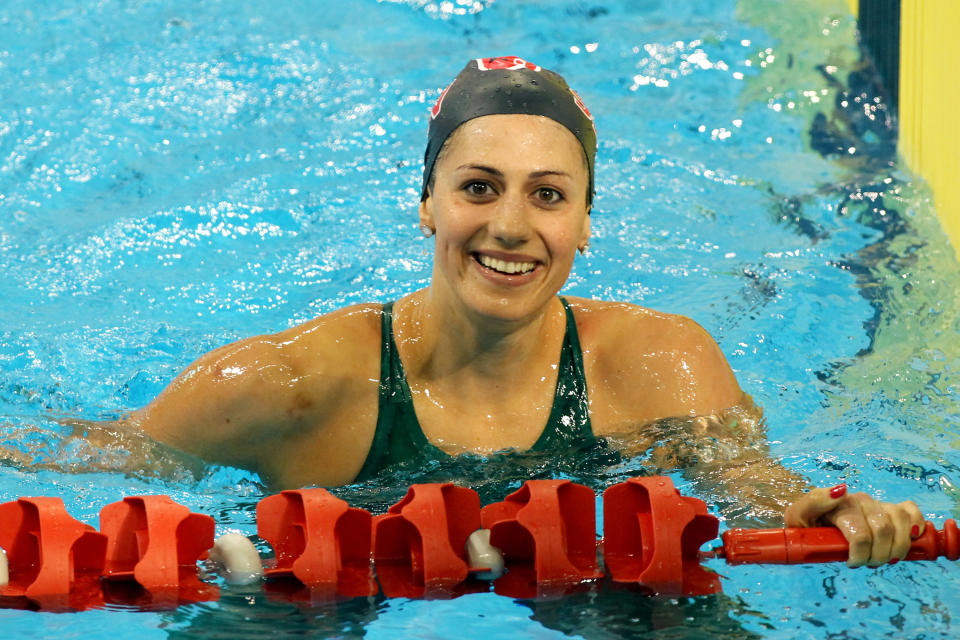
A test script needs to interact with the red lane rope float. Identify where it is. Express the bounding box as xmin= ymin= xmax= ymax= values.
xmin=256 ymin=488 xmax=376 ymax=600
xmin=481 ymin=479 xmax=603 ymax=598
xmin=0 ymin=497 xmax=106 ymax=610
xmin=99 ymin=495 xmax=218 ymax=607
xmin=372 ymin=483 xmax=486 ymax=598
xmin=602 ymin=477 xmax=720 ymax=596
xmin=1 ymin=476 xmax=958 ymax=610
